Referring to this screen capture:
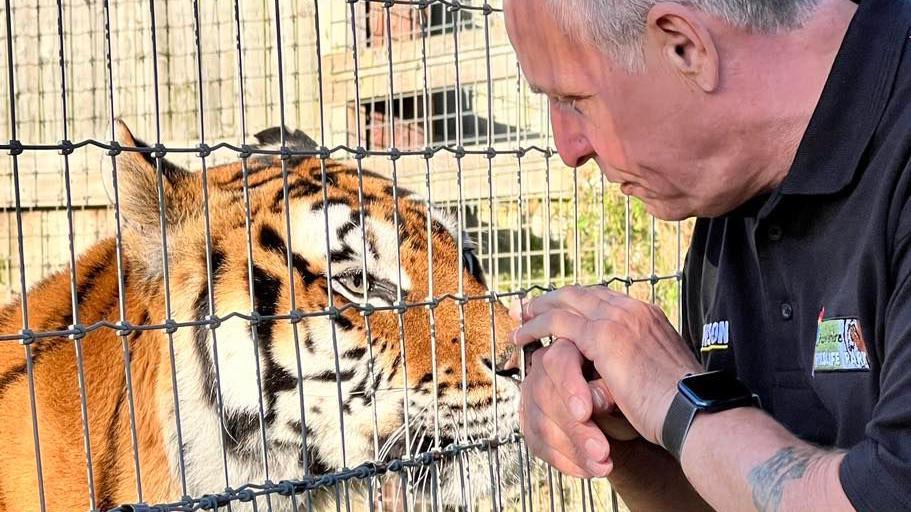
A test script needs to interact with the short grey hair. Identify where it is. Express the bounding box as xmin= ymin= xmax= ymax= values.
xmin=544 ymin=0 xmax=822 ymax=69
